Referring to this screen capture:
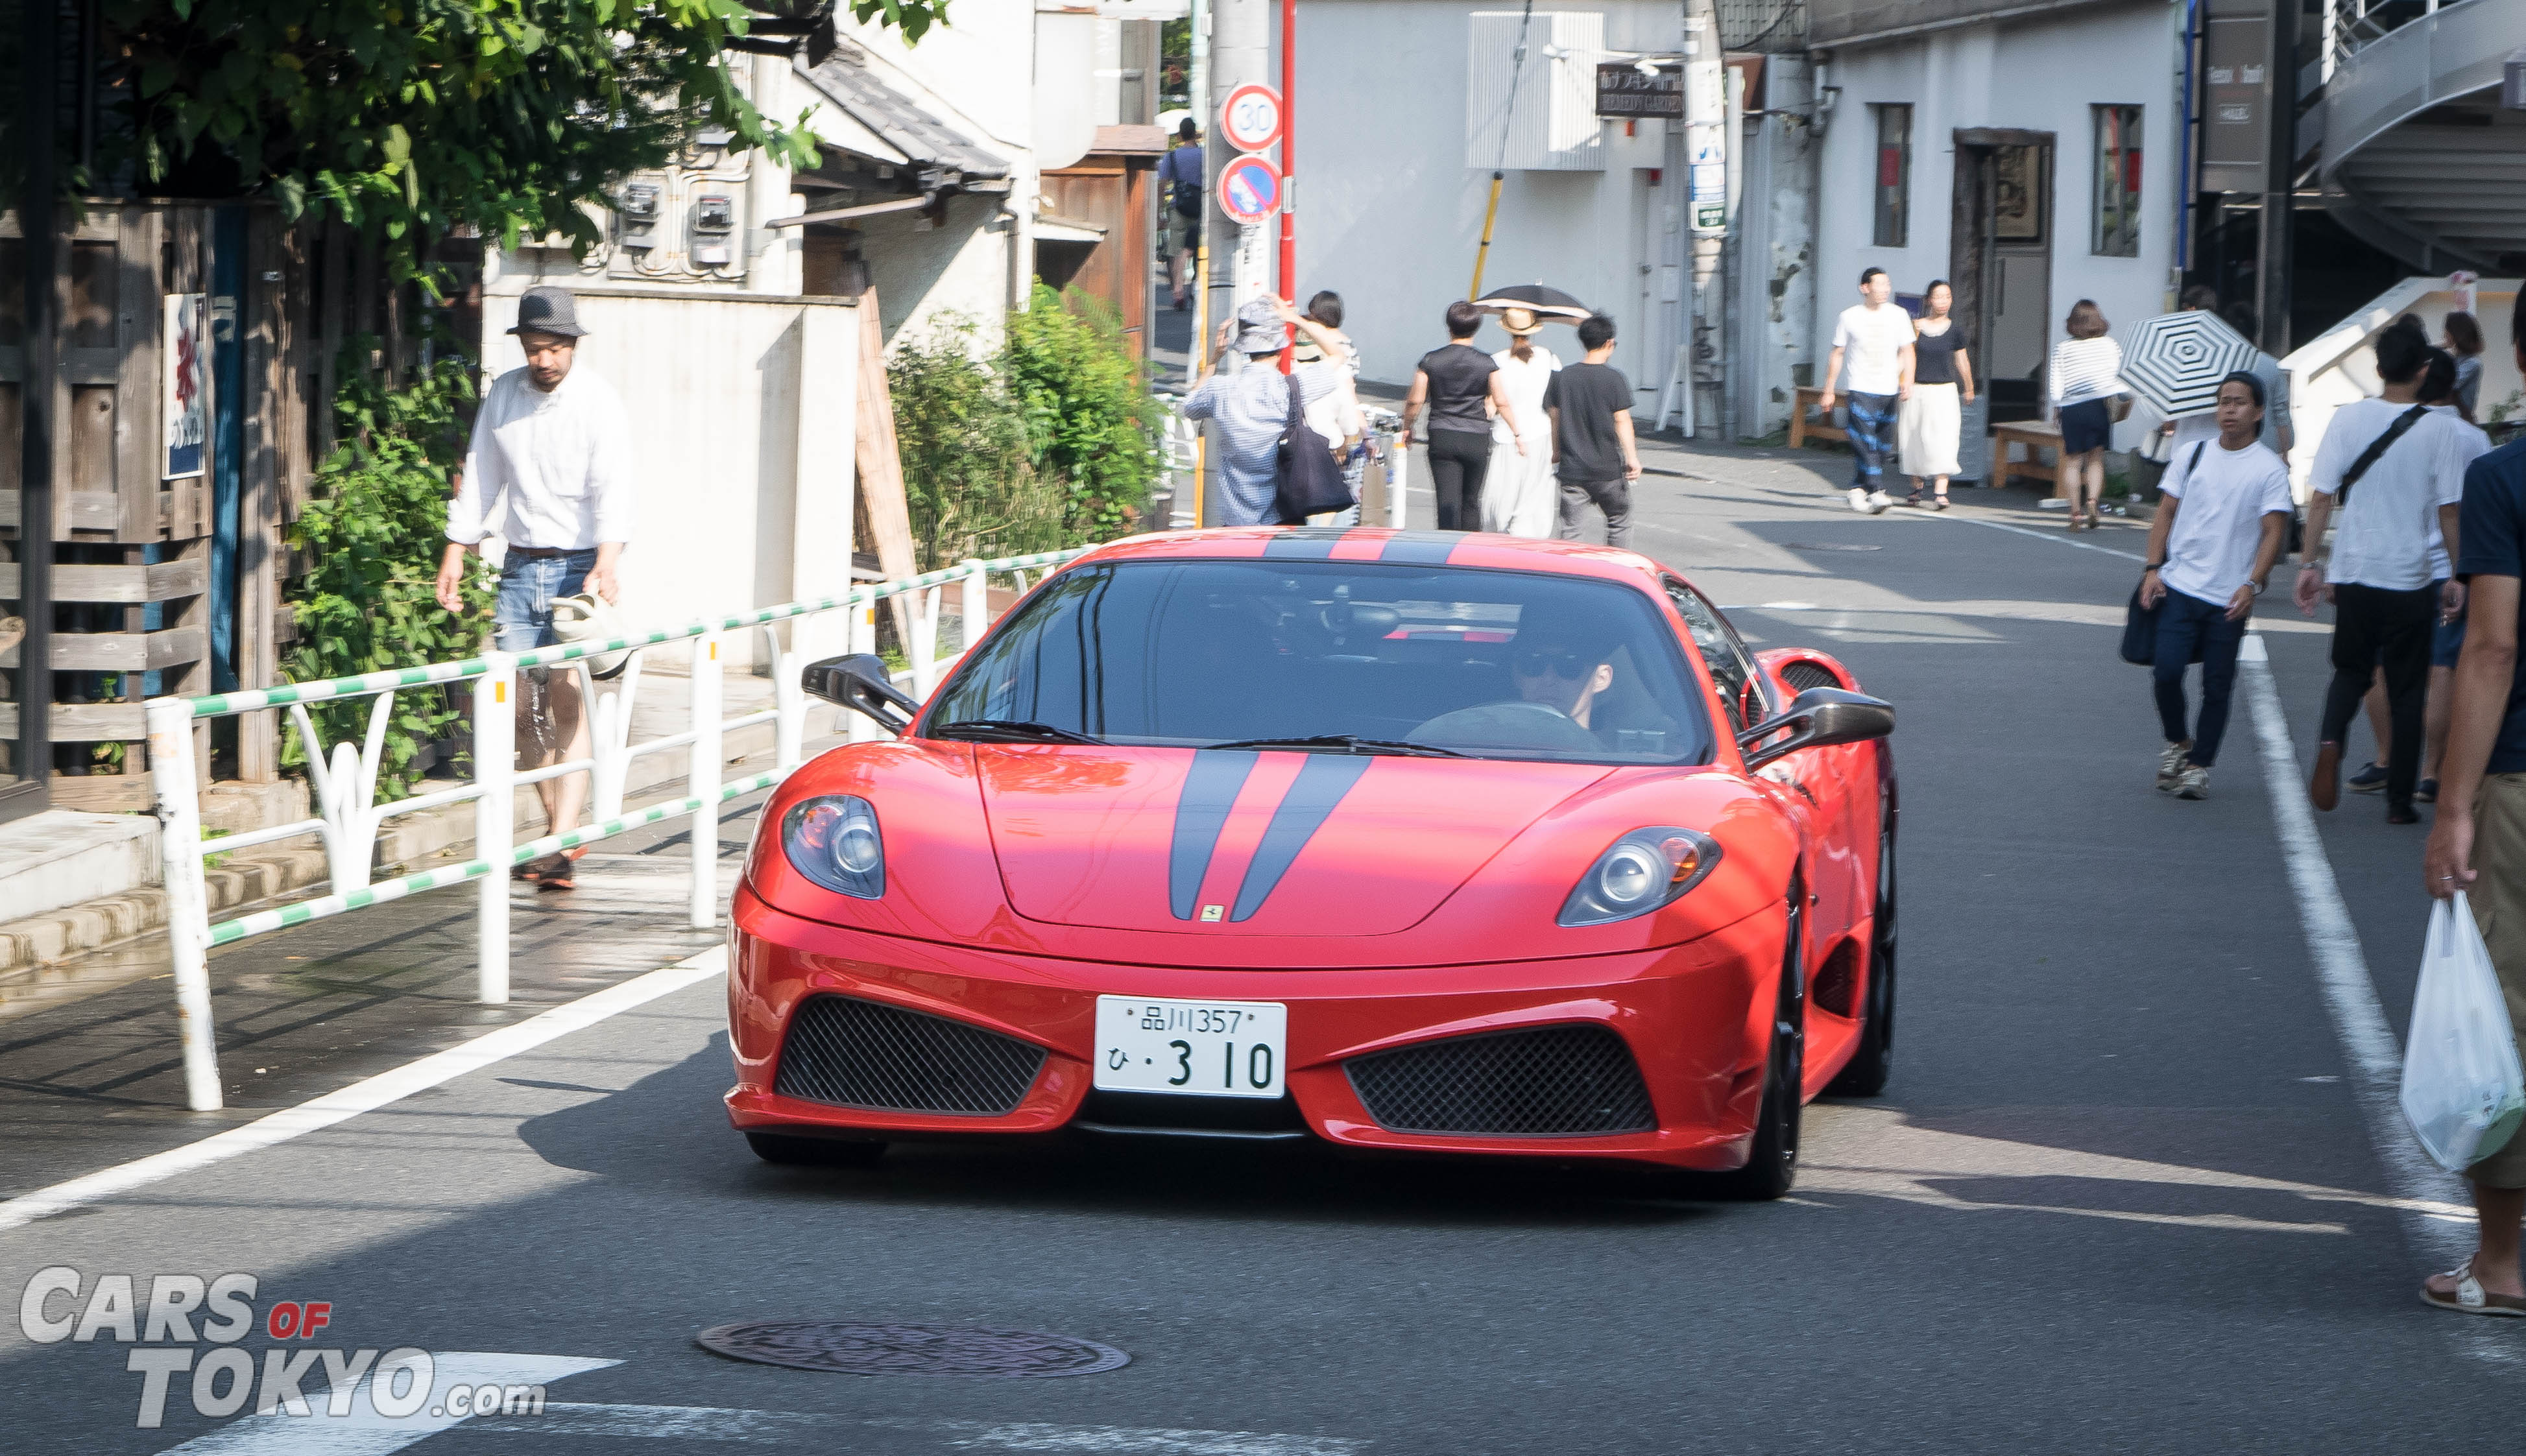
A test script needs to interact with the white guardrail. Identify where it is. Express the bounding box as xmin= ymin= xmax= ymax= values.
xmin=144 ymin=547 xmax=1097 ymax=1112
